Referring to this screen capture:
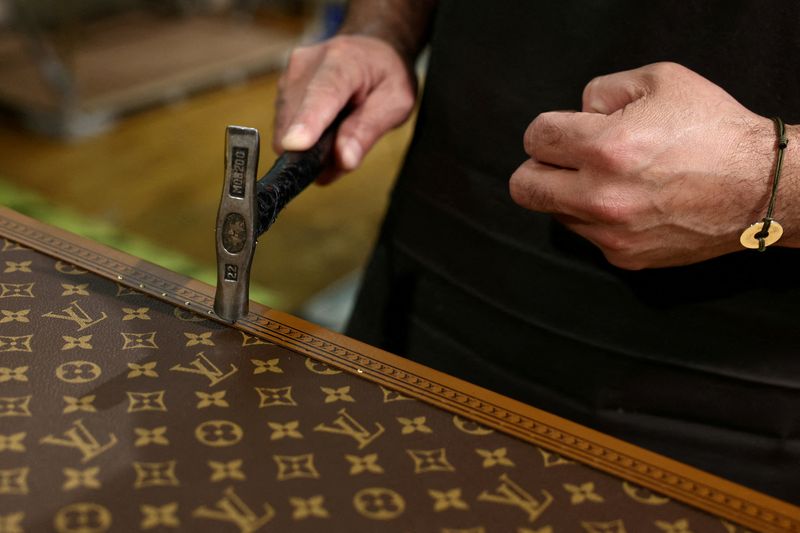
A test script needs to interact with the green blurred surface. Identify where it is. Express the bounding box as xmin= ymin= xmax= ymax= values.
xmin=0 ymin=178 xmax=280 ymax=308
